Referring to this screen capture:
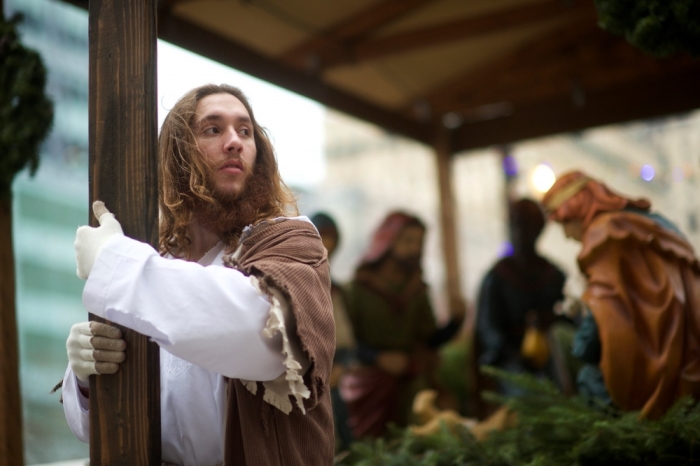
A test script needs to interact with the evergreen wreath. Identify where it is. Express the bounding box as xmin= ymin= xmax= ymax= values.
xmin=594 ymin=0 xmax=700 ymax=57
xmin=0 ymin=13 xmax=54 ymax=200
